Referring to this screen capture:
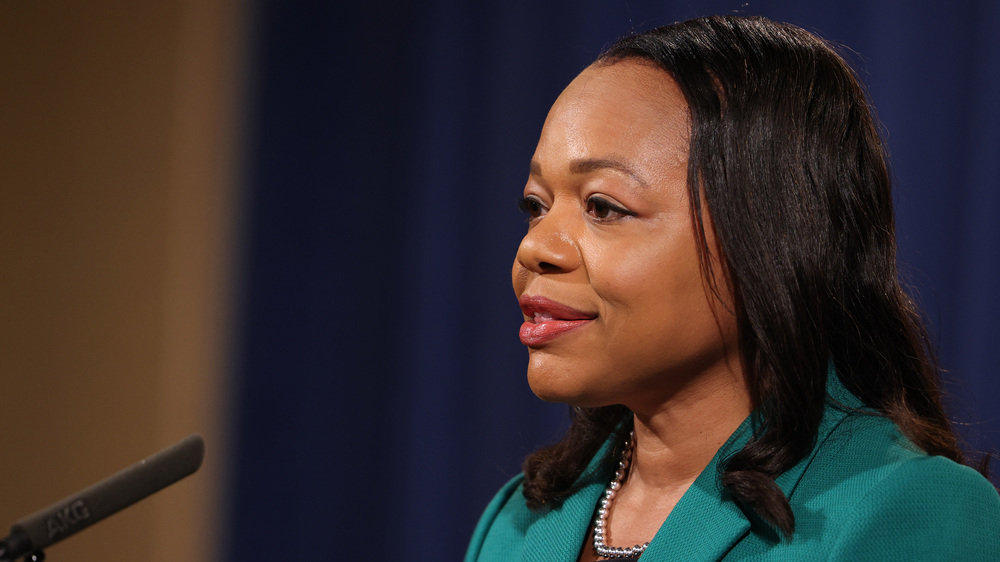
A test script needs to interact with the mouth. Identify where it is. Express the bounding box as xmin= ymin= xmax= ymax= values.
xmin=517 ymin=295 xmax=597 ymax=346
